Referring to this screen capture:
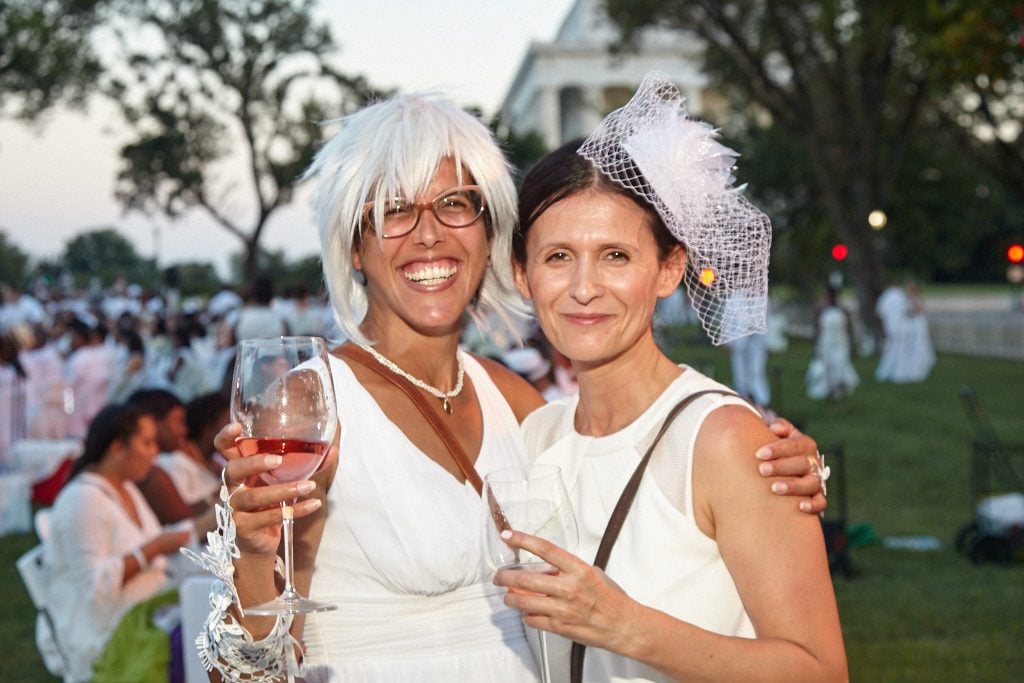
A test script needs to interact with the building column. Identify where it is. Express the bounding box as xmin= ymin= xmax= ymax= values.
xmin=582 ymin=86 xmax=605 ymax=133
xmin=538 ymin=86 xmax=561 ymax=151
